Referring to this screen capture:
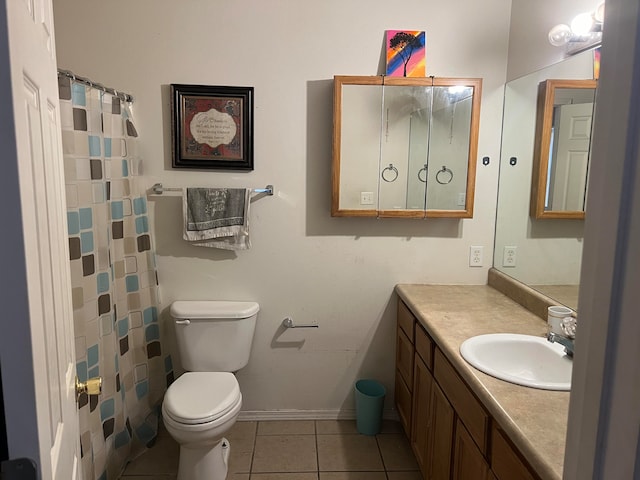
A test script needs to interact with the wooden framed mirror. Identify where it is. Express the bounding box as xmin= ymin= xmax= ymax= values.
xmin=531 ymin=79 xmax=597 ymax=219
xmin=332 ymin=75 xmax=482 ymax=218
